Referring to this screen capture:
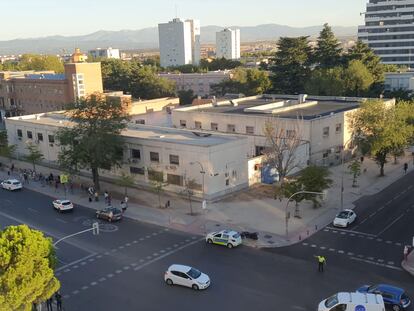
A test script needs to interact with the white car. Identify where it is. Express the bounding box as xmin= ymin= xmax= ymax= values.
xmin=205 ymin=230 xmax=242 ymax=248
xmin=52 ymin=199 xmax=74 ymax=212
xmin=333 ymin=209 xmax=357 ymax=228
xmin=164 ymin=264 xmax=210 ymax=290
xmin=1 ymin=179 xmax=22 ymax=191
